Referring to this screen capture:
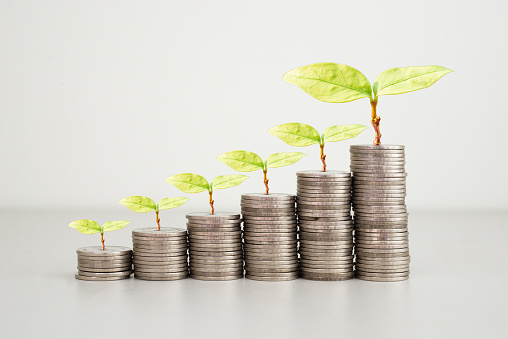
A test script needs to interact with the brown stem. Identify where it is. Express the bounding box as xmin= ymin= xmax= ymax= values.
xmin=156 ymin=210 xmax=161 ymax=231
xmin=320 ymin=143 xmax=326 ymax=172
xmin=371 ymin=100 xmax=381 ymax=145
xmin=209 ymin=190 xmax=214 ymax=214
xmin=100 ymin=233 xmax=105 ymax=250
xmin=263 ymin=169 xmax=269 ymax=195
